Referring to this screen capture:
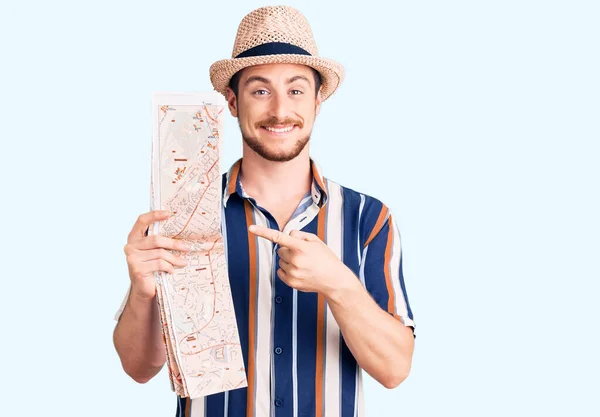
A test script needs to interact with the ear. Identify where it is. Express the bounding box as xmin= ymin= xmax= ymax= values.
xmin=225 ymin=87 xmax=238 ymax=118
xmin=315 ymin=88 xmax=323 ymax=116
